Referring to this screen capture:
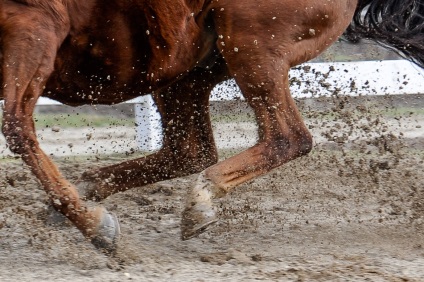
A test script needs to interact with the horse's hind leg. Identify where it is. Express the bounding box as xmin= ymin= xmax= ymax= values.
xmin=181 ymin=0 xmax=356 ymax=239
xmin=79 ymin=64 xmax=228 ymax=201
xmin=181 ymin=63 xmax=314 ymax=239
